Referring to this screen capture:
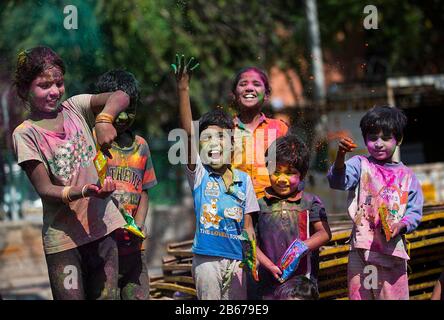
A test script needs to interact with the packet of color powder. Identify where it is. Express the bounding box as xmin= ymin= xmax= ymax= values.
xmin=240 ymin=230 xmax=259 ymax=281
xmin=93 ymin=146 xmax=107 ymax=186
xmin=278 ymin=238 xmax=309 ymax=283
xmin=378 ymin=203 xmax=392 ymax=241
xmin=120 ymin=208 xmax=146 ymax=240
